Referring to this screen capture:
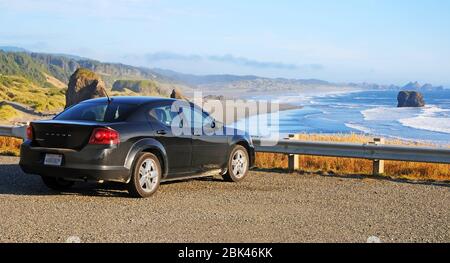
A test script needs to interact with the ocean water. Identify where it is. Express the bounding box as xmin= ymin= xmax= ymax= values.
xmin=237 ymin=90 xmax=450 ymax=145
